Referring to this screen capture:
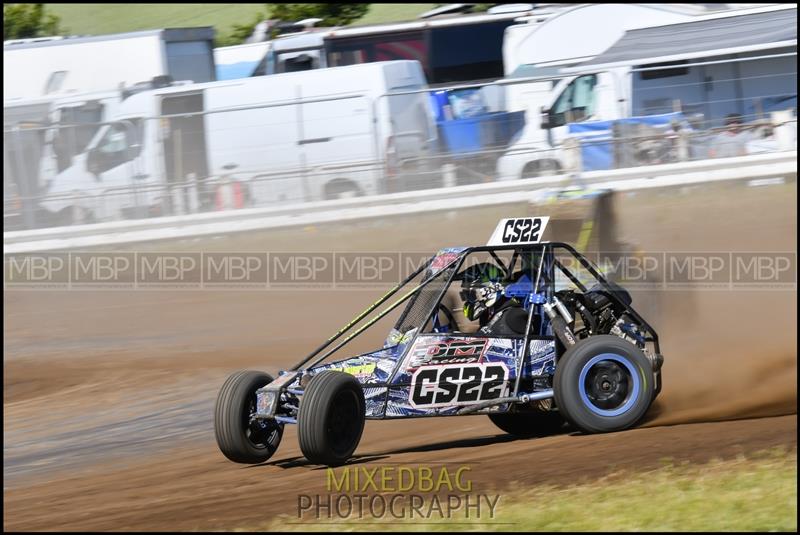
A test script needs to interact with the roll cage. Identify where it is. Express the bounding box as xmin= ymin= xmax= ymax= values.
xmin=289 ymin=241 xmax=661 ymax=400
